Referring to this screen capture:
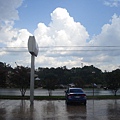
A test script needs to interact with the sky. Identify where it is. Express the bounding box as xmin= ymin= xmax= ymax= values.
xmin=0 ymin=0 xmax=120 ymax=71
